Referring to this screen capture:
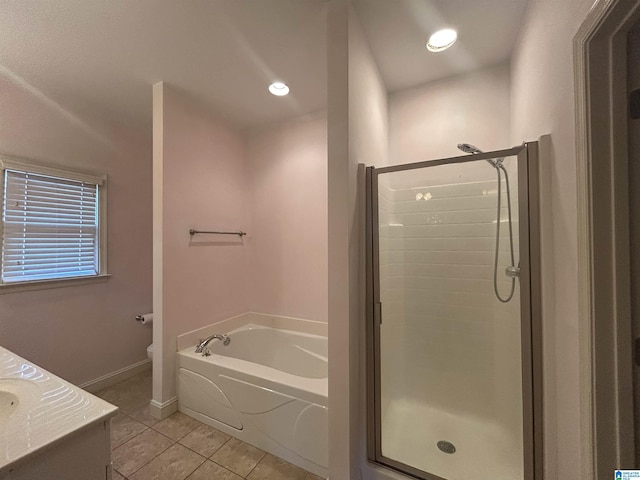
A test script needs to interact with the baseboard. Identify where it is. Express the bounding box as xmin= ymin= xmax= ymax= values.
xmin=150 ymin=396 xmax=178 ymax=420
xmin=80 ymin=358 xmax=151 ymax=393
